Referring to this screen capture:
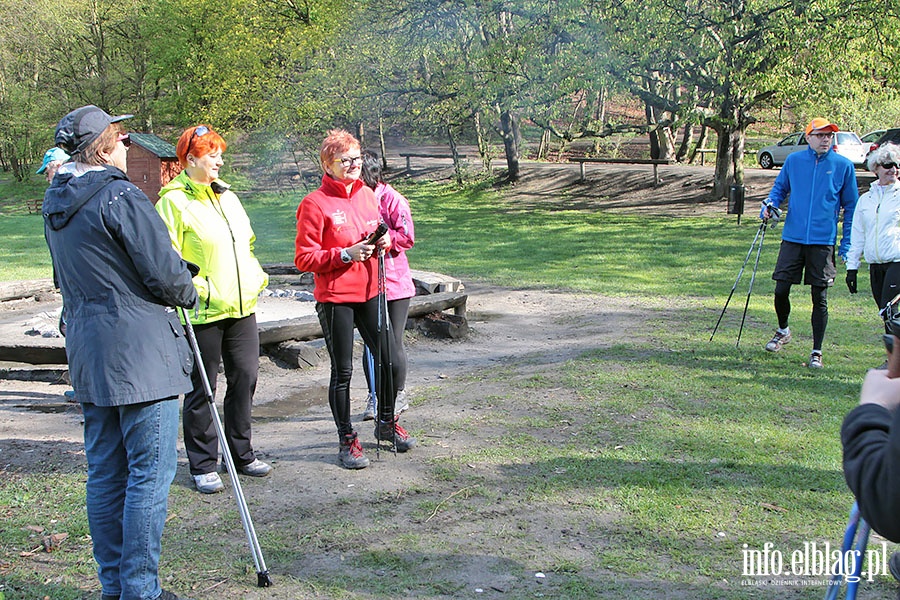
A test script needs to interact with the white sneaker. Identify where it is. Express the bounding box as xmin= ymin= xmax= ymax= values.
xmin=395 ymin=389 xmax=410 ymax=414
xmin=238 ymin=458 xmax=272 ymax=477
xmin=362 ymin=392 xmax=377 ymax=421
xmin=193 ymin=472 xmax=224 ymax=494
